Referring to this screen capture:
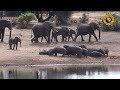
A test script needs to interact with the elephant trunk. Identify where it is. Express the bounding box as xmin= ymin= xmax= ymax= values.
xmin=9 ymin=30 xmax=12 ymax=38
